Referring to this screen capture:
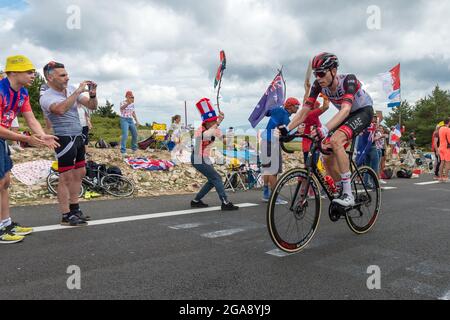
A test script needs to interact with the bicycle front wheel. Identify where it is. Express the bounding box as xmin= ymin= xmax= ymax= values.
xmin=46 ymin=171 xmax=85 ymax=198
xmin=101 ymin=174 xmax=135 ymax=197
xmin=267 ymin=168 xmax=322 ymax=253
xmin=346 ymin=166 xmax=381 ymax=234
